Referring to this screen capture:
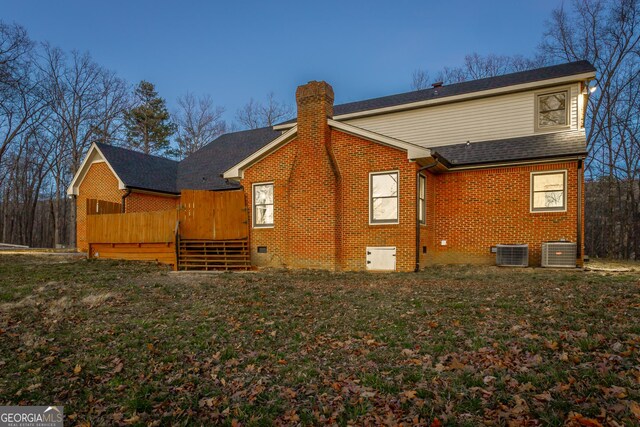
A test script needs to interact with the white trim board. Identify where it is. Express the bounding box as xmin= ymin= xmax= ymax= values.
xmin=67 ymin=143 xmax=126 ymax=196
